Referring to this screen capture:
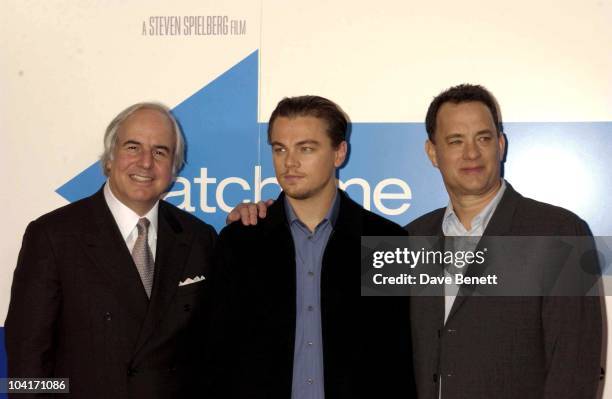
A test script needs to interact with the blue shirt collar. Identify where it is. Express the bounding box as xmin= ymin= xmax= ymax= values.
xmin=284 ymin=190 xmax=340 ymax=231
xmin=442 ymin=179 xmax=506 ymax=236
